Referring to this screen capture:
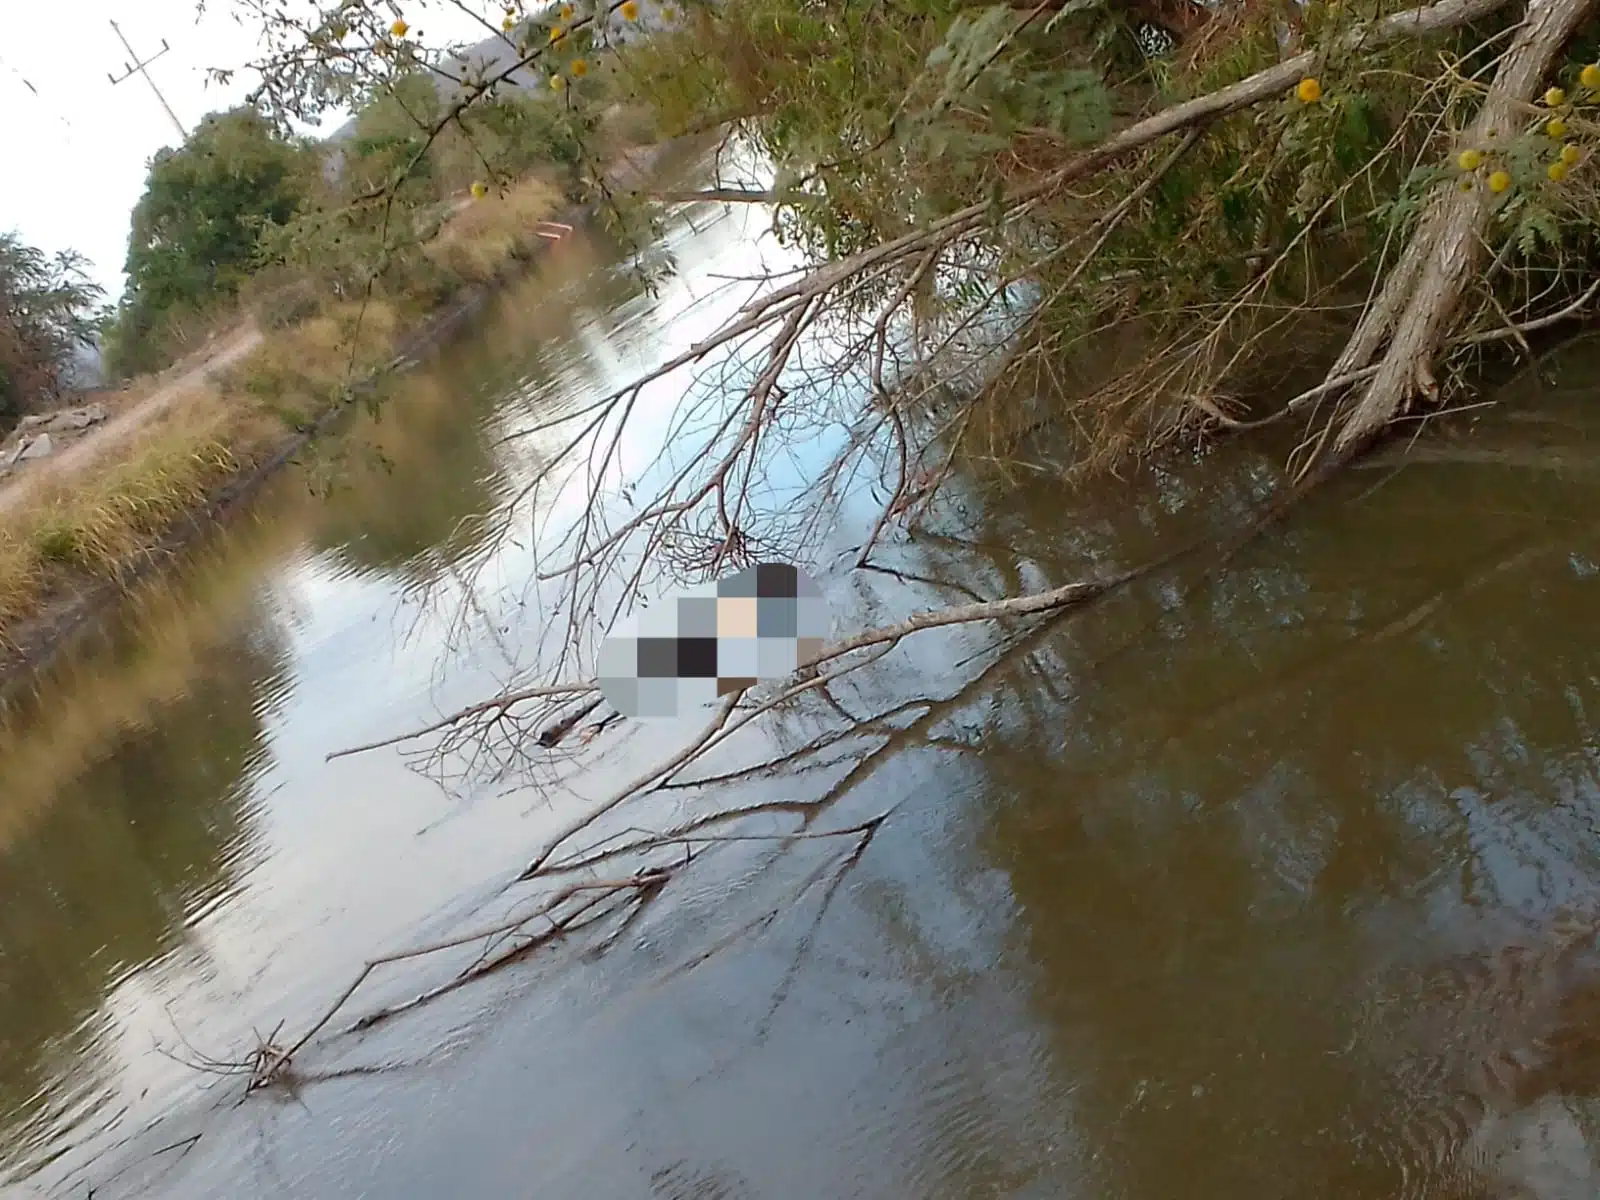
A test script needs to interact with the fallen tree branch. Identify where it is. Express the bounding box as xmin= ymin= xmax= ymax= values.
xmin=508 ymin=427 xmax=1390 ymax=882
xmin=254 ymin=868 xmax=672 ymax=1089
xmin=325 ymin=681 xmax=598 ymax=762
xmin=1460 ymin=276 xmax=1600 ymax=345
xmin=1332 ymin=0 xmax=1598 ymax=449
xmin=346 ymin=887 xmax=641 ymax=1032
xmin=641 ymin=188 xmax=780 ymax=204
xmin=747 ymin=0 xmax=1516 ymax=318
xmin=1223 ymin=275 xmax=1600 ymax=433
xmin=515 ymin=692 xmax=747 ymax=879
